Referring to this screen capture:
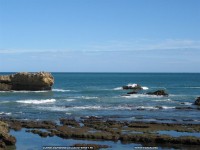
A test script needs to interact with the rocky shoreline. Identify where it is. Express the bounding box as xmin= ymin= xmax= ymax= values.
xmin=1 ymin=117 xmax=200 ymax=149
